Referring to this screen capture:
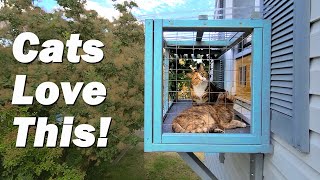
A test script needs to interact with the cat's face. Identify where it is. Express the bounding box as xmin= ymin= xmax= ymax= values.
xmin=186 ymin=64 xmax=209 ymax=86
